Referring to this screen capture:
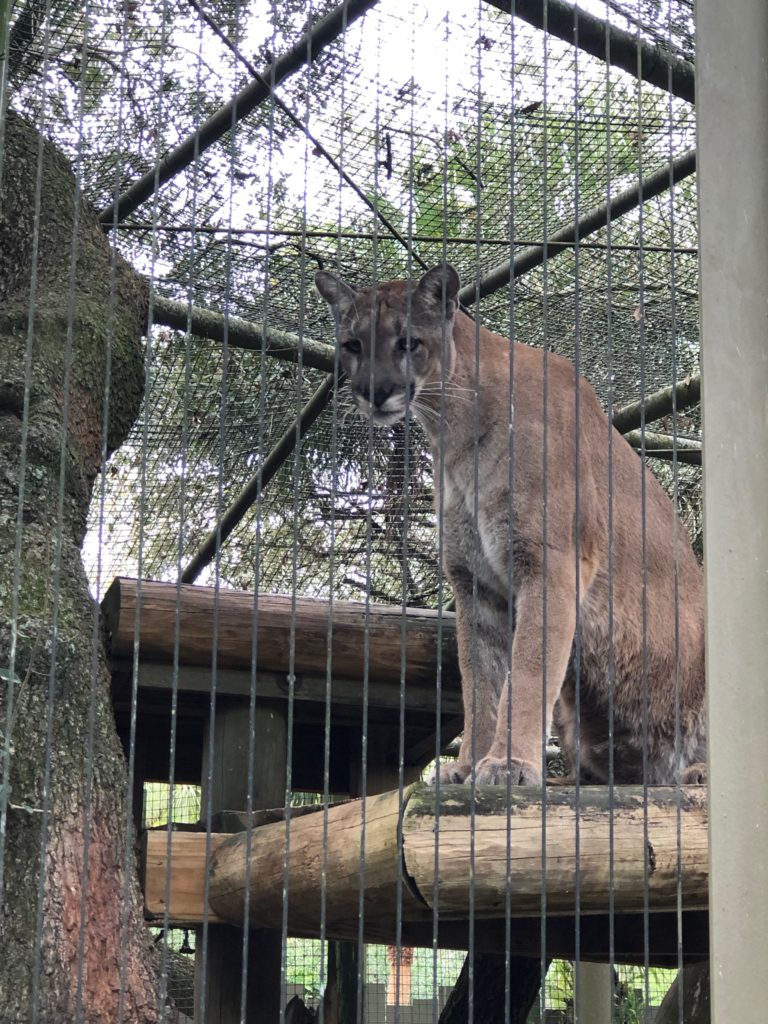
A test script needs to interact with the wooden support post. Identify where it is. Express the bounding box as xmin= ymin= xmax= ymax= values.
xmin=195 ymin=699 xmax=287 ymax=1024
xmin=342 ymin=730 xmax=407 ymax=1023
xmin=322 ymin=940 xmax=362 ymax=1024
xmin=575 ymin=962 xmax=613 ymax=1024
